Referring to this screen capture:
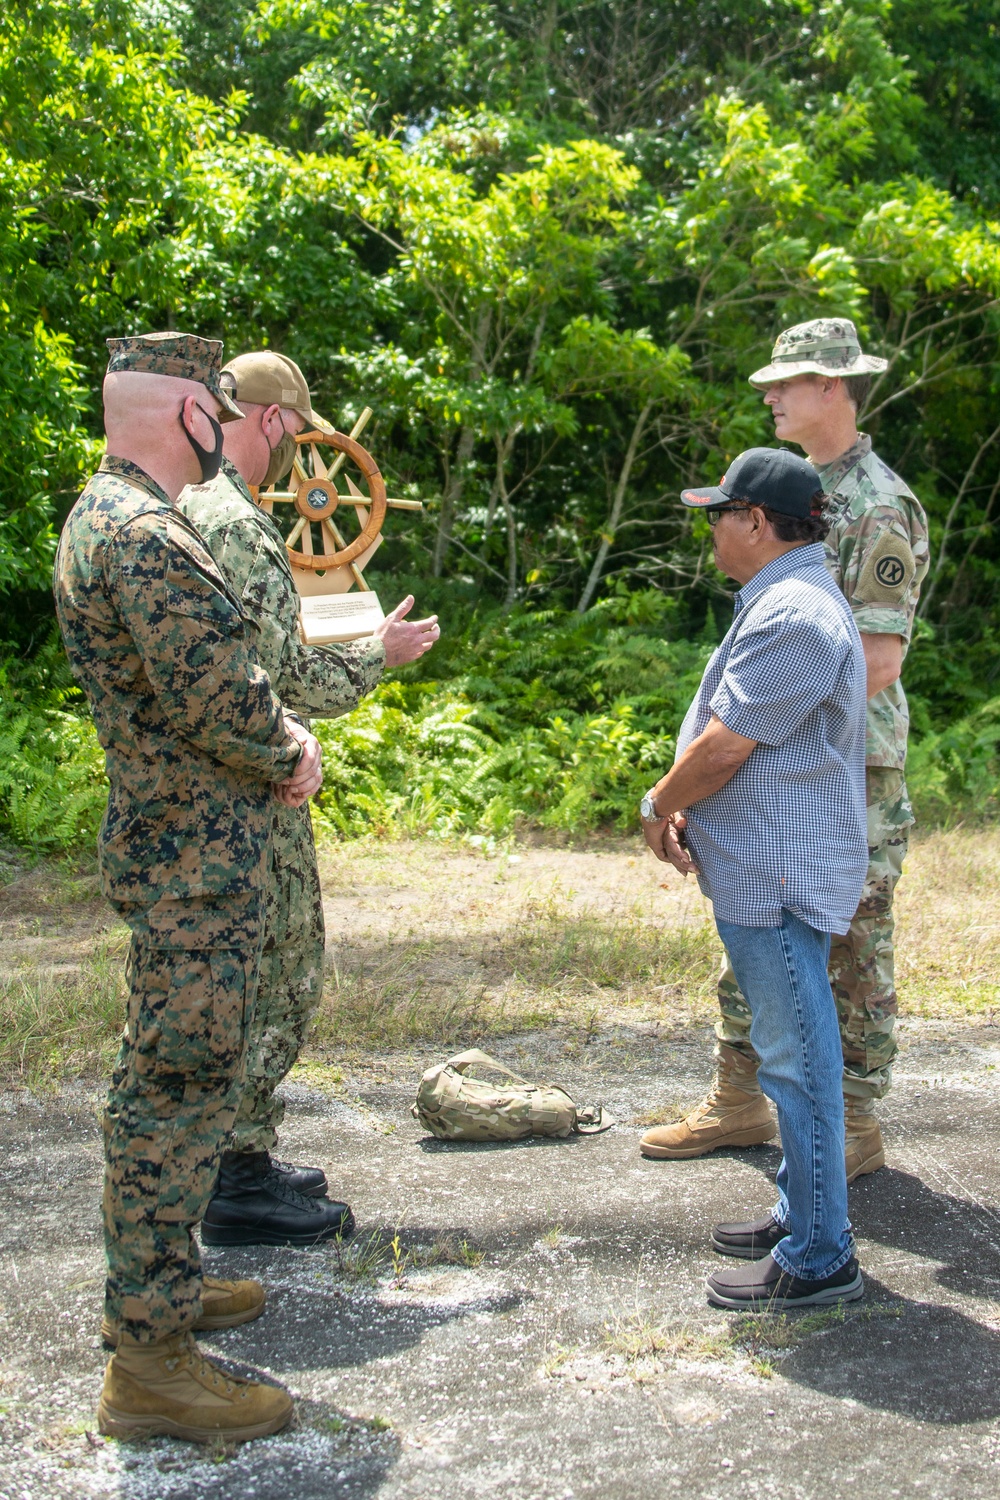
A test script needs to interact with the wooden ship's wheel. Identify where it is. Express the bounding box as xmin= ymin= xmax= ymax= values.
xmin=252 ymin=407 xmax=423 ymax=641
